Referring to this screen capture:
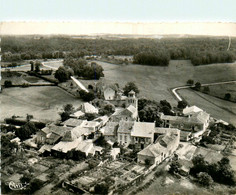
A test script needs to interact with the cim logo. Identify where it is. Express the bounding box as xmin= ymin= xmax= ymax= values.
xmin=8 ymin=181 xmax=29 ymax=191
